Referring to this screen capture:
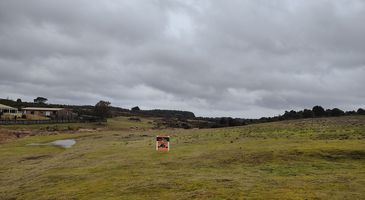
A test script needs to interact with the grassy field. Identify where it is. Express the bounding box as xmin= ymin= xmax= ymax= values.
xmin=0 ymin=116 xmax=364 ymax=199
xmin=0 ymin=116 xmax=155 ymax=131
